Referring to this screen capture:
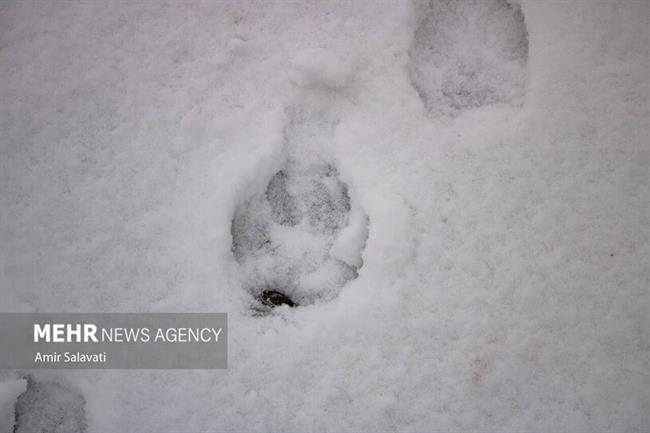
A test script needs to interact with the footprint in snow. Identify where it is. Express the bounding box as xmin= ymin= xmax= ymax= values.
xmin=11 ymin=377 xmax=87 ymax=433
xmin=231 ymin=101 xmax=368 ymax=313
xmin=409 ymin=0 xmax=529 ymax=117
